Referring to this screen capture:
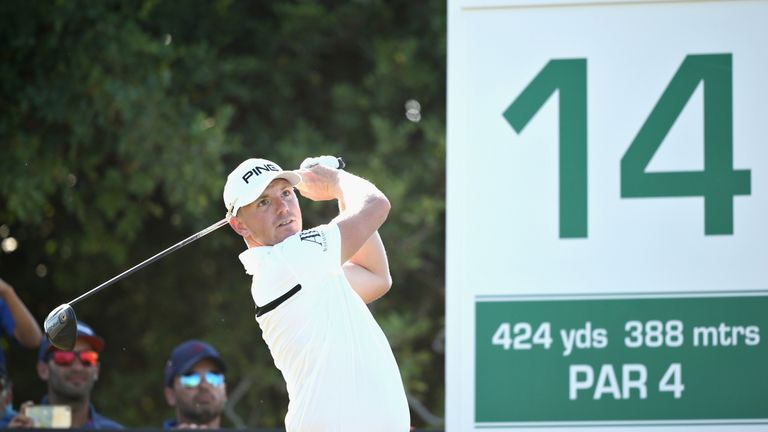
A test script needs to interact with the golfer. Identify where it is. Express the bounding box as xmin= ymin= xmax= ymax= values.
xmin=223 ymin=157 xmax=410 ymax=431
